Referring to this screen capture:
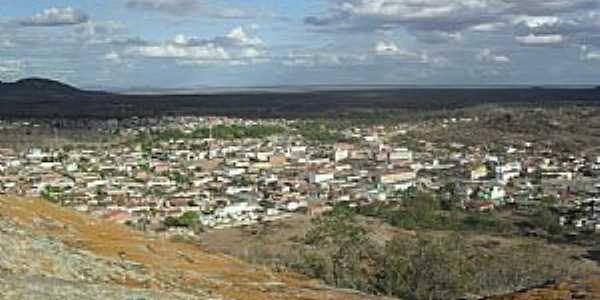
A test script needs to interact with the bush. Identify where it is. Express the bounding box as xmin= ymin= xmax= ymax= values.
xmin=247 ymin=205 xmax=578 ymax=300
xmin=296 ymin=123 xmax=344 ymax=142
xmin=164 ymin=211 xmax=201 ymax=231
xmin=386 ymin=191 xmax=450 ymax=230
xmin=459 ymin=213 xmax=514 ymax=234
xmin=532 ymin=209 xmax=562 ymax=235
xmin=303 ymin=207 xmax=379 ymax=290
xmin=380 ymin=234 xmax=474 ymax=299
